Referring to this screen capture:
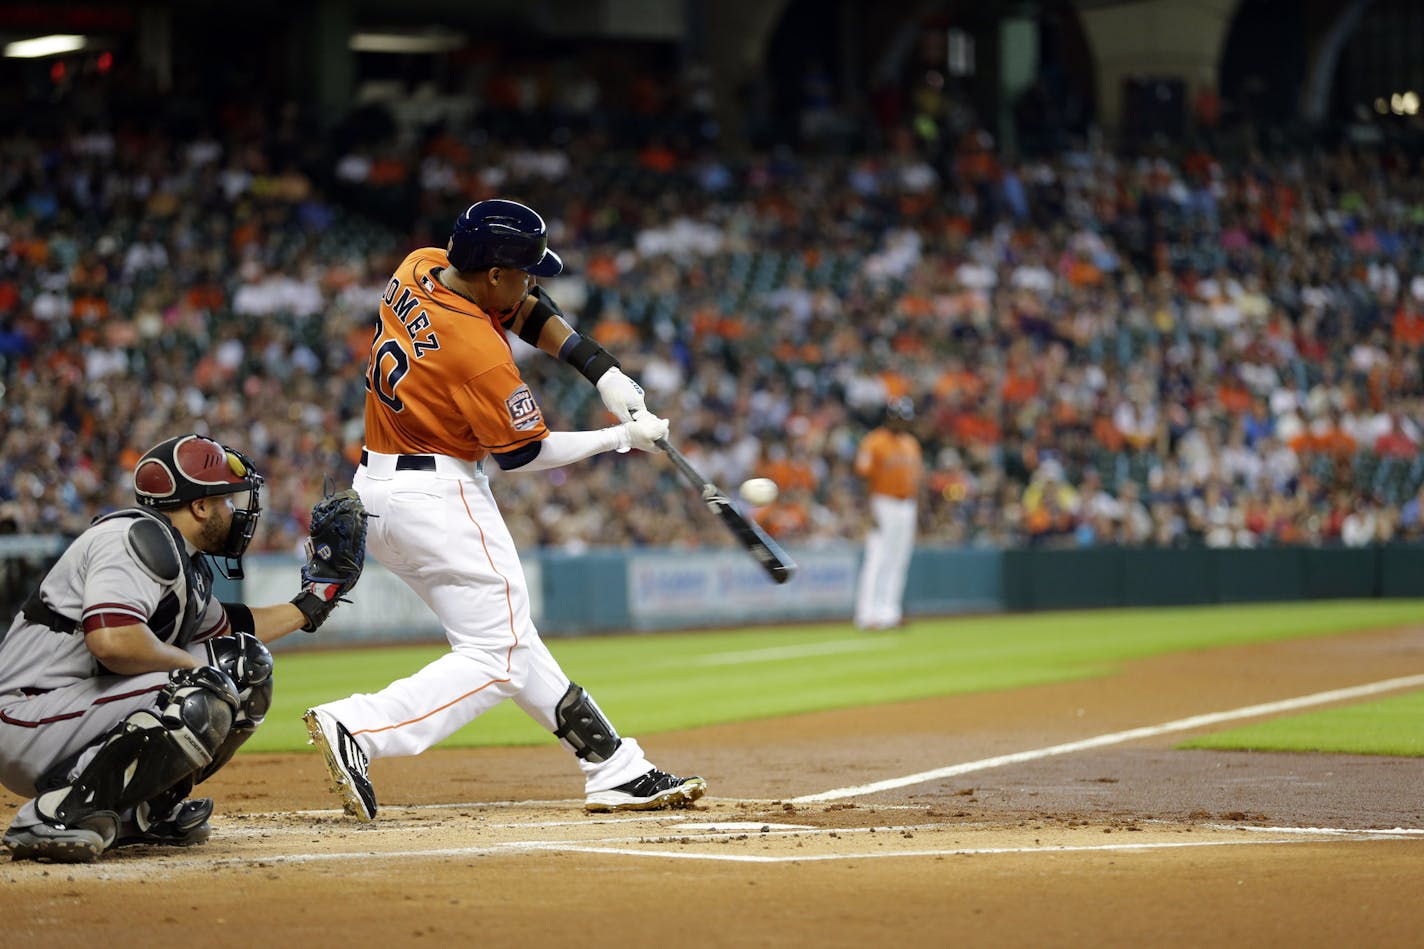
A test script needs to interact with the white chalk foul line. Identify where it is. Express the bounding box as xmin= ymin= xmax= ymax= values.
xmin=791 ymin=672 xmax=1424 ymax=804
xmin=546 ymin=835 xmax=1403 ymax=864
xmin=1208 ymin=825 xmax=1424 ymax=837
xmin=274 ymin=804 xmax=676 ymax=828
xmin=92 ymin=823 xmax=1418 ymax=874
xmin=100 ymin=823 xmax=935 ymax=871
xmin=216 ymin=813 xmax=791 ymax=839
